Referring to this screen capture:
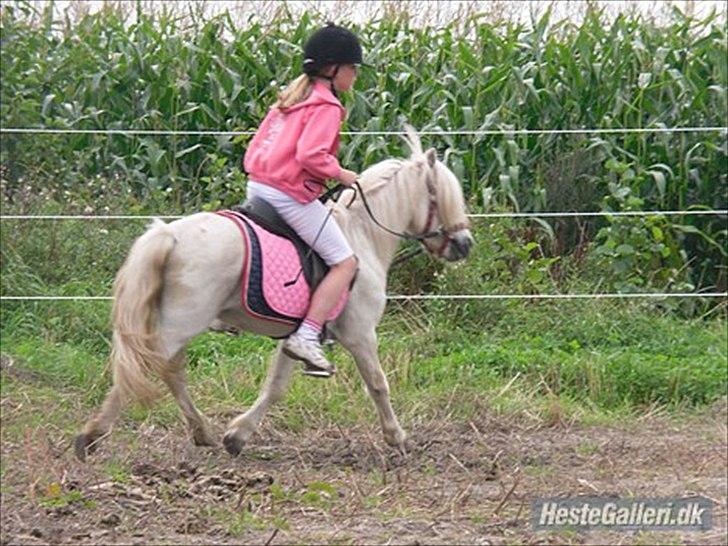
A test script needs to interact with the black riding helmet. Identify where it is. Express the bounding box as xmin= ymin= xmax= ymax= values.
xmin=302 ymin=22 xmax=365 ymax=77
